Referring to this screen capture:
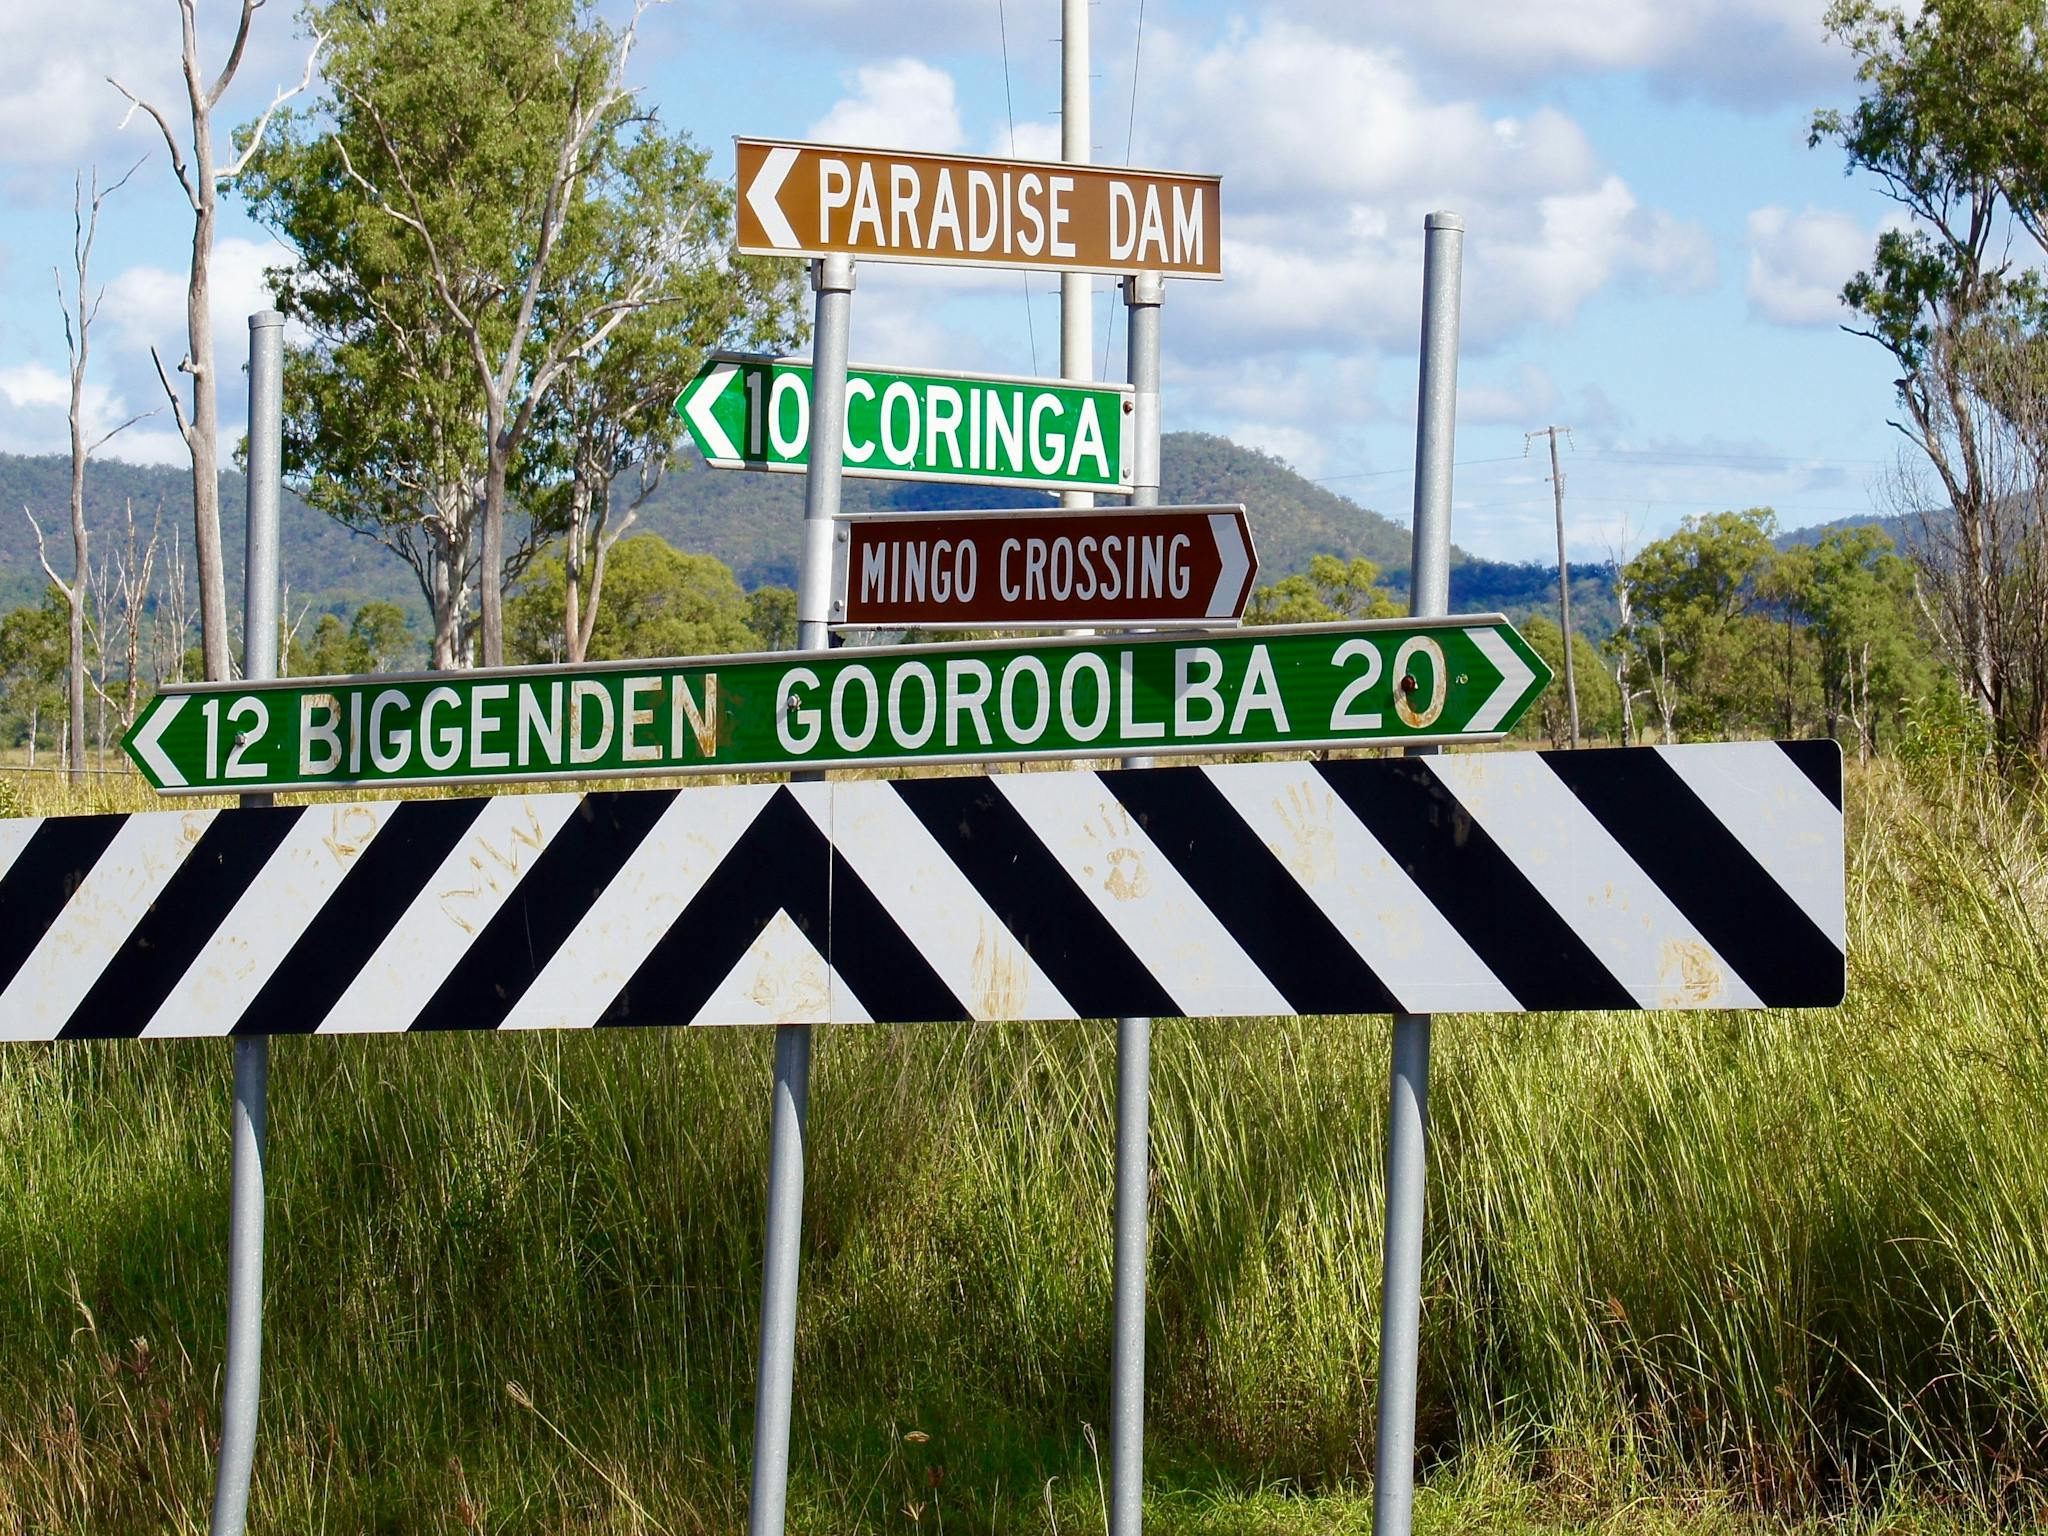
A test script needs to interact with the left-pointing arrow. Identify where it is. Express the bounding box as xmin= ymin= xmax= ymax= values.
xmin=745 ymin=144 xmax=800 ymax=250
xmin=128 ymin=694 xmax=188 ymax=788
xmin=682 ymin=361 xmax=742 ymax=461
